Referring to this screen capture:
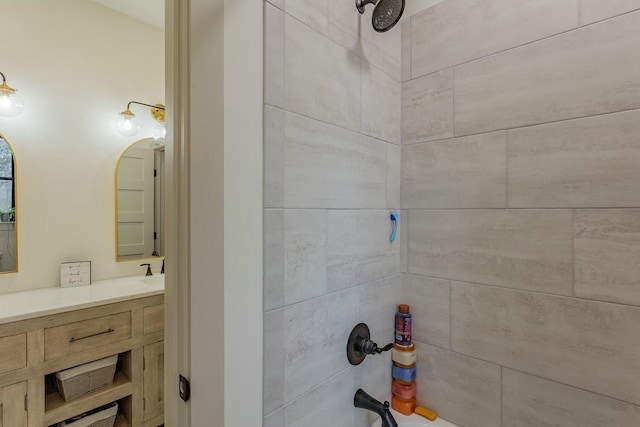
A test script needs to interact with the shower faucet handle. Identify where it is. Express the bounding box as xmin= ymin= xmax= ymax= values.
xmin=347 ymin=323 xmax=393 ymax=365
xmin=375 ymin=342 xmax=394 ymax=354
